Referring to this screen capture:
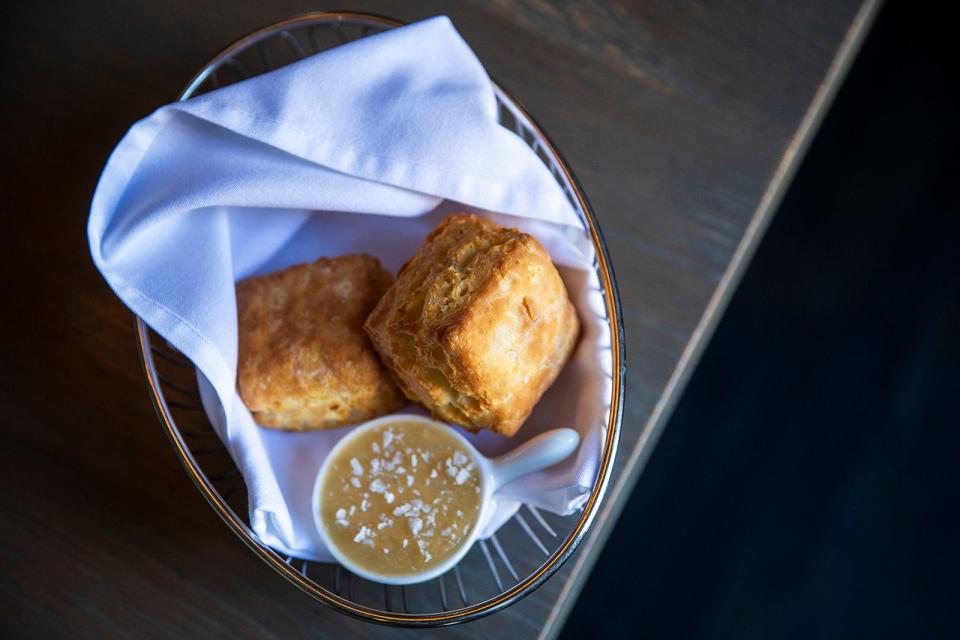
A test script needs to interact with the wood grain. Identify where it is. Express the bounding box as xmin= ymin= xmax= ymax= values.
xmin=0 ymin=1 xmax=875 ymax=638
